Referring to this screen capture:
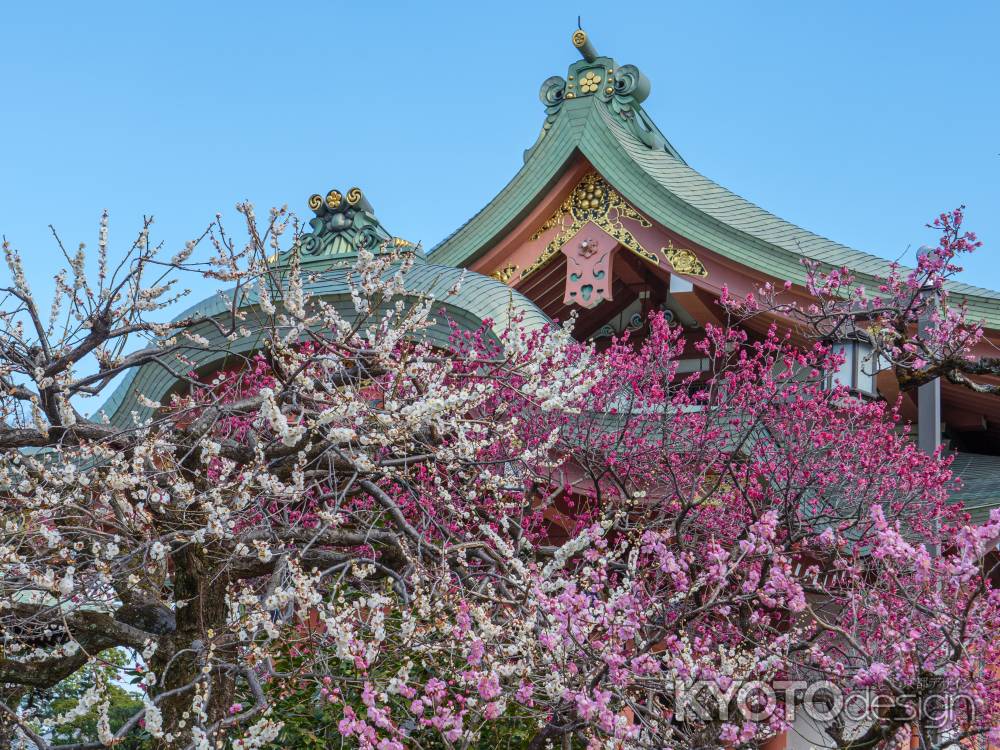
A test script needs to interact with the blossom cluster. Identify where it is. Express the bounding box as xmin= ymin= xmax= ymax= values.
xmin=0 ymin=208 xmax=996 ymax=750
